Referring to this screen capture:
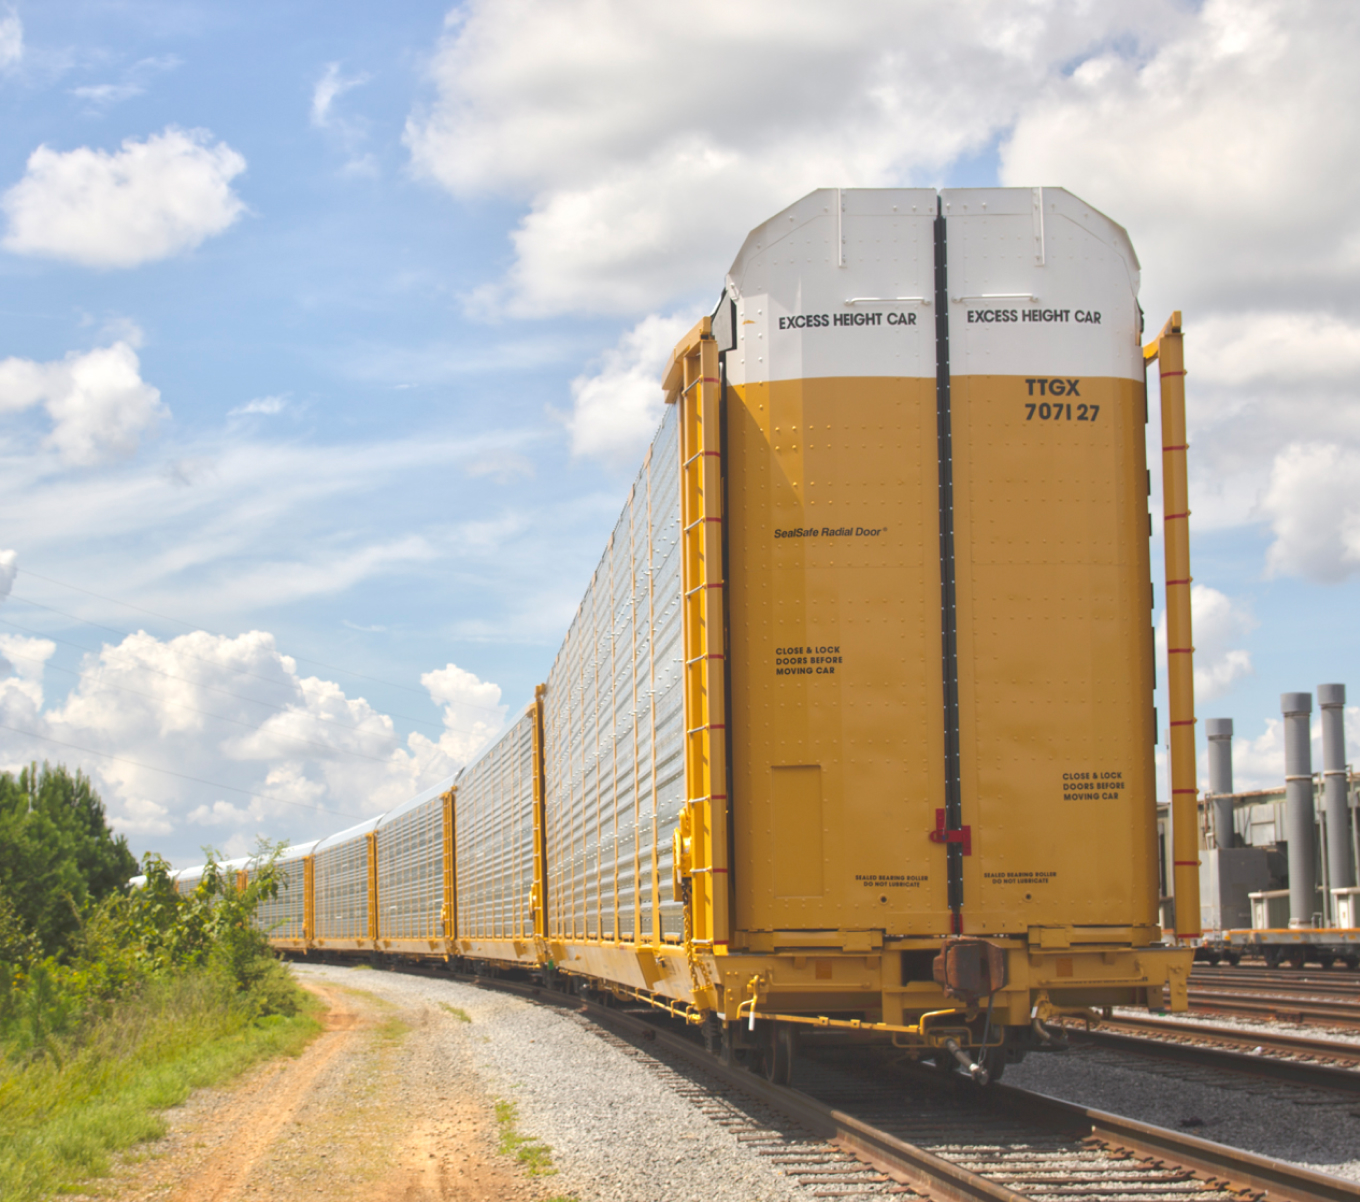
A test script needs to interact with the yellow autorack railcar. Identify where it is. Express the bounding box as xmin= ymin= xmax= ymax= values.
xmin=226 ymin=186 xmax=1191 ymax=1084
